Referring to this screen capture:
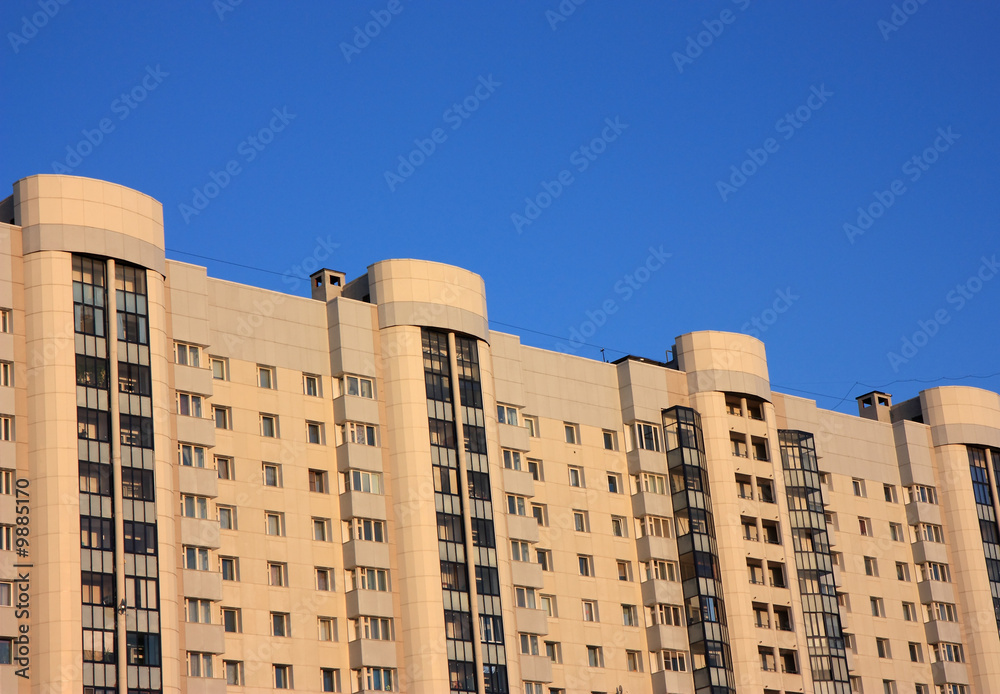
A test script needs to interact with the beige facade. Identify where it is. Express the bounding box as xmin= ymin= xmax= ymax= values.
xmin=0 ymin=175 xmax=998 ymax=694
